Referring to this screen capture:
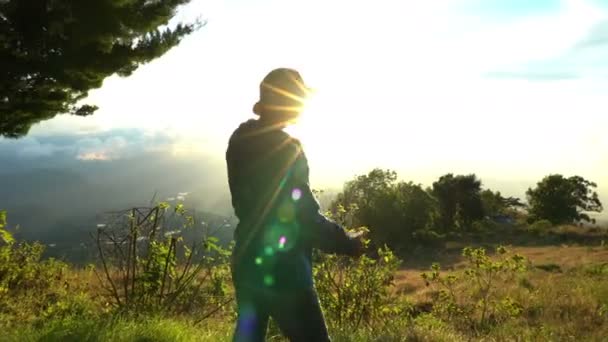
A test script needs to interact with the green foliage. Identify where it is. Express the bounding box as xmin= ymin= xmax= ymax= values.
xmin=0 ymin=210 xmax=14 ymax=245
xmin=3 ymin=316 xmax=234 ymax=342
xmin=313 ymin=205 xmax=406 ymax=330
xmin=526 ymin=174 xmax=603 ymax=224
xmin=421 ymin=246 xmax=527 ymax=331
xmin=480 ymin=189 xmax=525 ymax=218
xmin=0 ymin=0 xmax=200 ymax=138
xmin=0 ymin=211 xmax=67 ymax=300
xmin=469 ymin=218 xmax=498 ymax=234
xmin=0 ymin=211 xmax=80 ymax=327
xmin=313 ymin=244 xmax=404 ymax=331
xmin=411 ymin=229 xmax=445 ymax=247
xmin=432 ymin=174 xmax=485 ymax=231
xmin=581 ymin=263 xmax=608 ymax=277
xmin=332 ymin=169 xmax=438 ymax=251
xmin=0 ymin=242 xmax=66 ymax=297
xmin=41 ymin=292 xmax=99 ymax=322
xmin=95 ymin=204 xmax=232 ymax=319
xmin=528 ymin=219 xmax=553 ymax=233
